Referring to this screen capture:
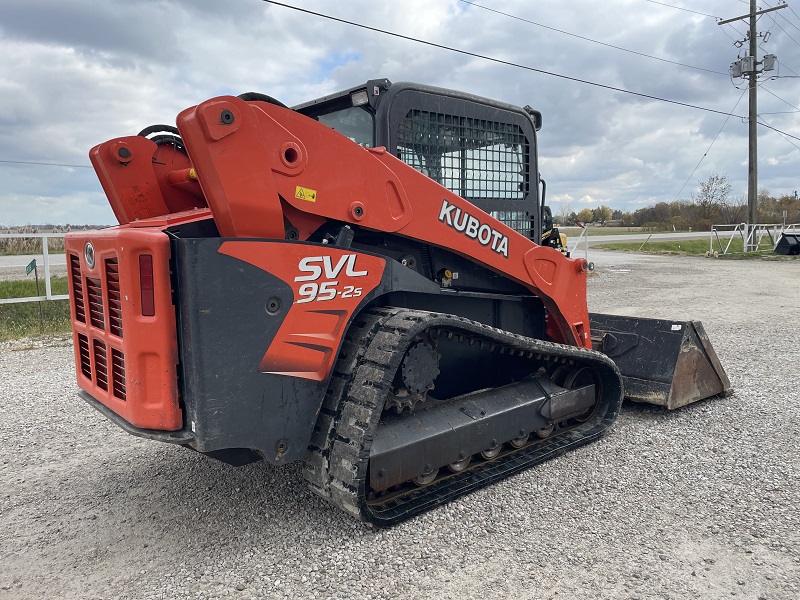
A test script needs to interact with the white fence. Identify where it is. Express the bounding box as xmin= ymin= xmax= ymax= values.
xmin=0 ymin=233 xmax=69 ymax=304
xmin=709 ymin=223 xmax=800 ymax=255
xmin=568 ymin=225 xmax=594 ymax=269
